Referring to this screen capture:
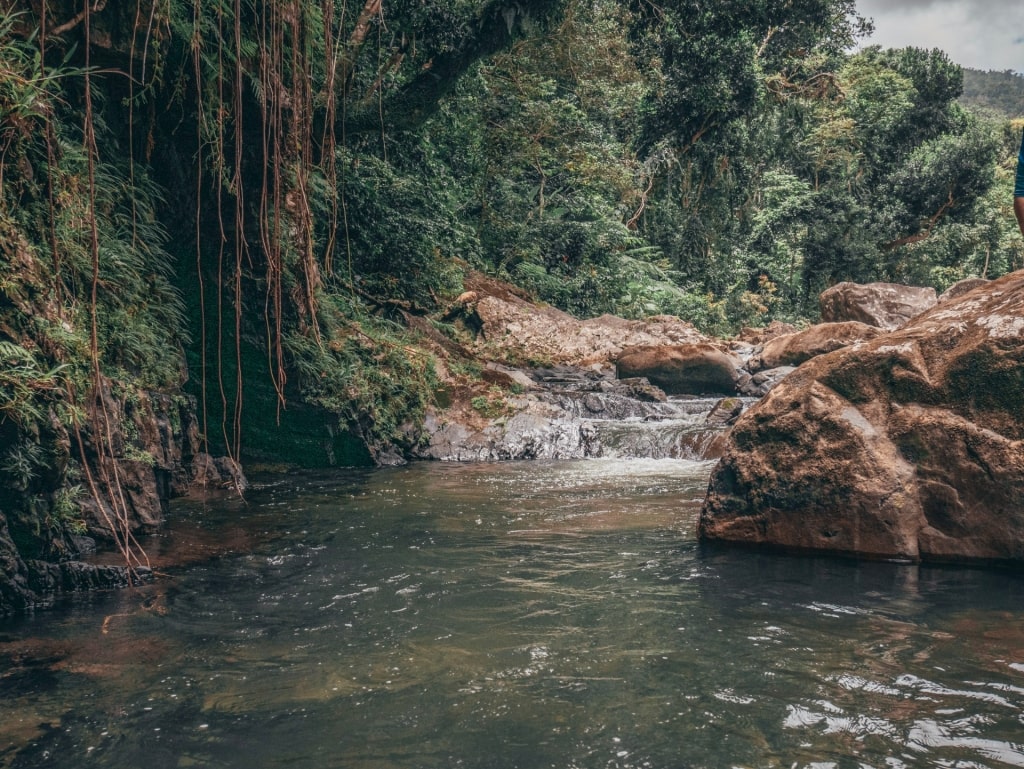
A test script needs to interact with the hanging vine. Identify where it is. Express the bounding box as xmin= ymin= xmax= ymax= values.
xmin=82 ymin=0 xmax=151 ymax=574
xmin=0 ymin=0 xmax=563 ymax=576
